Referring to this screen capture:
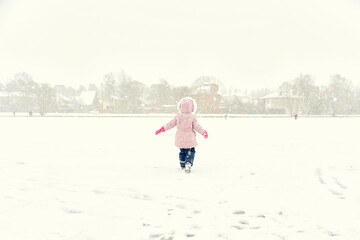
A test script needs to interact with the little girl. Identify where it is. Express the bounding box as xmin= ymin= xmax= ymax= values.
xmin=155 ymin=97 xmax=208 ymax=173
